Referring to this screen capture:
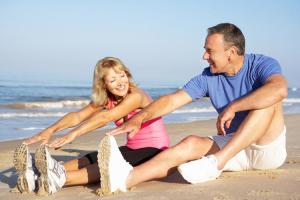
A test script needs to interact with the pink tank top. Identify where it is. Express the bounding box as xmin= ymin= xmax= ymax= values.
xmin=108 ymin=99 xmax=170 ymax=150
